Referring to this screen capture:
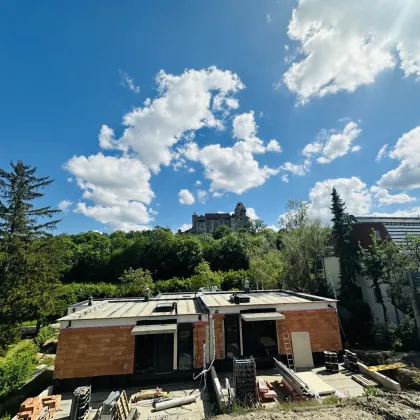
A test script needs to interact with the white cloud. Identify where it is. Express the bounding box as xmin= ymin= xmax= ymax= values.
xmin=302 ymin=141 xmax=323 ymax=157
xmin=195 ymin=180 xmax=202 ymax=186
xmin=98 ymin=125 xmax=125 ymax=151
xmin=351 ymin=145 xmax=361 ymax=152
xmin=281 ymin=160 xmax=310 ymax=176
xmin=376 ymin=144 xmax=389 ymax=162
xmin=316 ymin=121 xmax=361 ymax=164
xmin=213 ymin=192 xmax=224 ymax=198
xmin=58 ymin=200 xmax=73 ymax=212
xmin=232 ymin=111 xmax=273 ymax=154
xmin=266 ymin=139 xmax=282 ymax=152
xmin=370 ymin=185 xmax=415 ymax=206
xmin=284 ymin=1 xmax=420 ymax=104
xmin=369 ymin=207 xmax=420 ymax=218
xmin=197 ymin=189 xmax=208 ymax=203
xmin=266 ymin=225 xmax=279 ymax=232
xmin=106 ymin=67 xmax=244 ymax=173
xmin=246 ymin=207 xmax=259 ymax=220
xmin=178 ymin=223 xmax=192 ymax=232
xmin=266 ymin=13 xmax=271 ymax=23
xmin=309 ymin=177 xmax=372 ymax=224
xmin=187 ymin=167 xmax=195 ymax=173
xmin=119 ymin=70 xmax=140 ymax=93
xmin=178 ymin=189 xmax=195 ymax=205
xmin=281 ymin=174 xmax=289 ymax=183
xmin=65 ymin=153 xmax=155 ymax=231
xmin=378 ymin=126 xmax=420 ymax=190
xmin=67 ymin=177 xmax=73 ymax=183
xmin=197 ymin=142 xmax=280 ymax=194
